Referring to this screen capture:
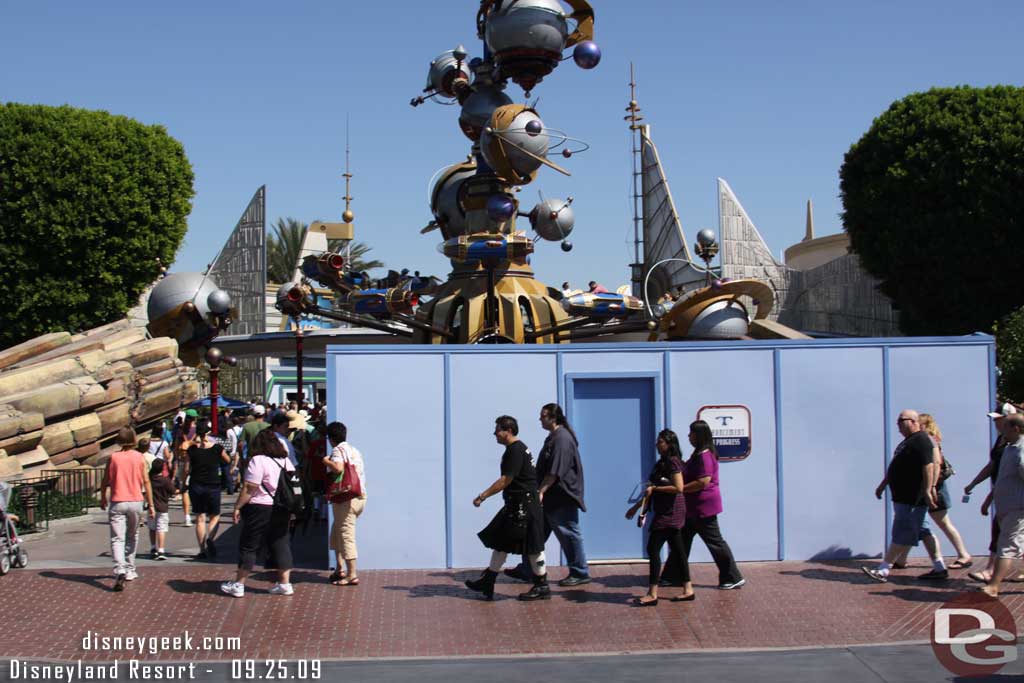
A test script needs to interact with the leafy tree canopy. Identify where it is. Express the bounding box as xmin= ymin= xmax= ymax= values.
xmin=994 ymin=306 xmax=1024 ymax=404
xmin=840 ymin=86 xmax=1024 ymax=335
xmin=0 ymin=103 xmax=193 ymax=347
